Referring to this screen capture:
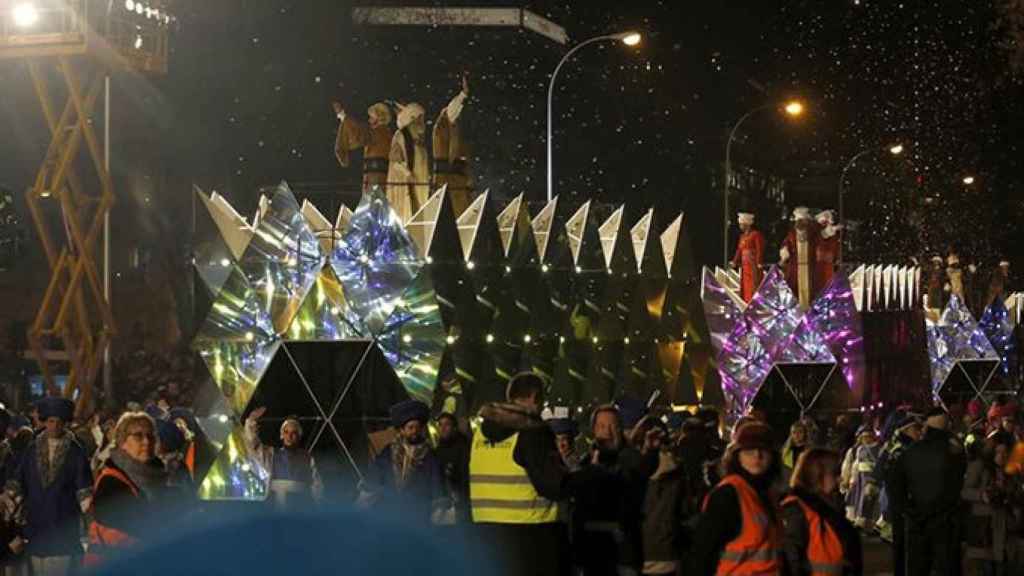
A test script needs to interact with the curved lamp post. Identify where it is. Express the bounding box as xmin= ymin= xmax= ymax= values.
xmin=547 ymin=31 xmax=641 ymax=203
xmin=722 ymin=100 xmax=804 ymax=265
